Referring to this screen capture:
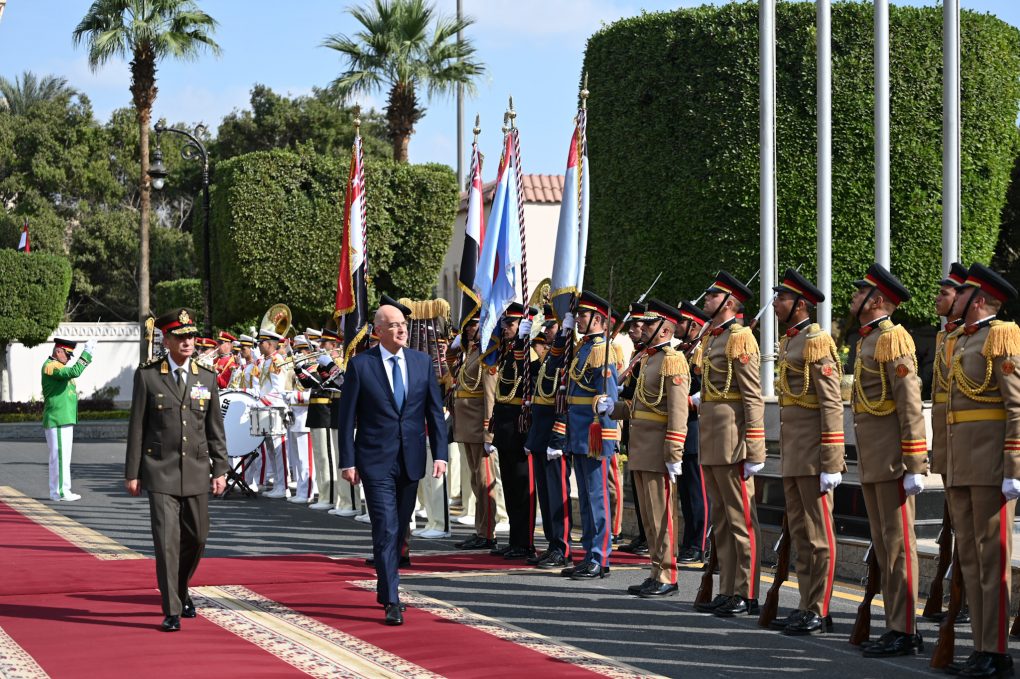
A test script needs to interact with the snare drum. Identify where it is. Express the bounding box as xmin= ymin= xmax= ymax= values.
xmin=218 ymin=390 xmax=264 ymax=457
xmin=250 ymin=406 xmax=288 ymax=437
